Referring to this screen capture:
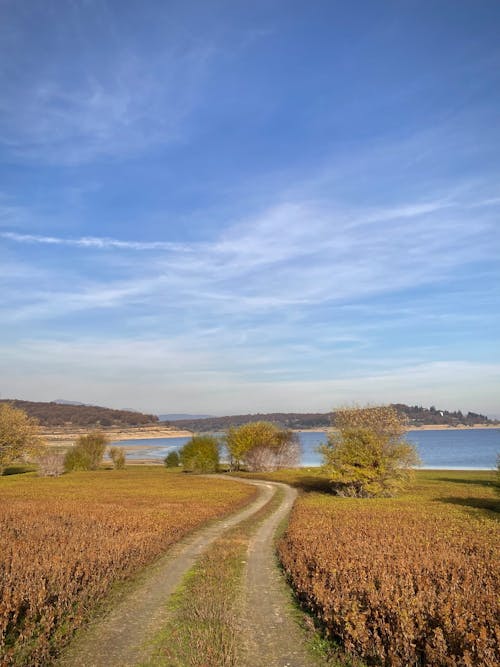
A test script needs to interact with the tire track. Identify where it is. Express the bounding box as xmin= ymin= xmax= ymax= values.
xmin=240 ymin=480 xmax=317 ymax=667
